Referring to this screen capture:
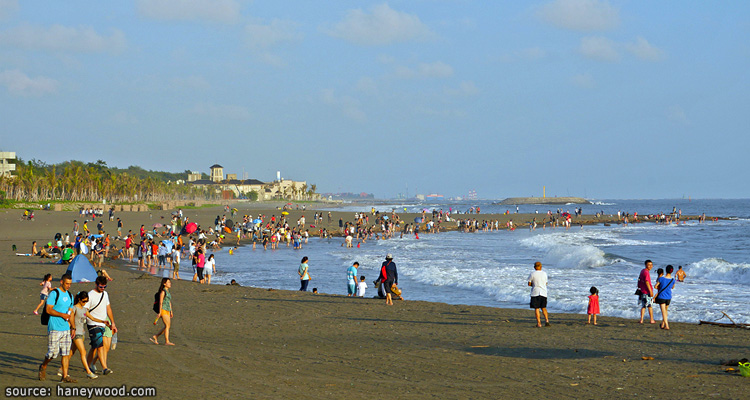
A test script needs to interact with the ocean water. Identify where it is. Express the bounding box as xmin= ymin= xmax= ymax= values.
xmin=203 ymin=199 xmax=750 ymax=324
